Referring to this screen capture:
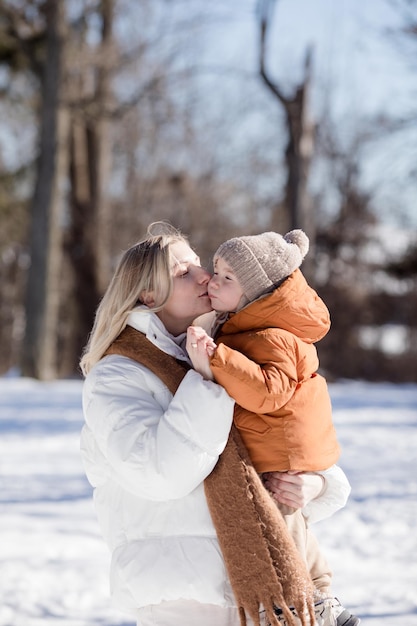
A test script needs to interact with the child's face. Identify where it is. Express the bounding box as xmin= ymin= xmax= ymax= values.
xmin=208 ymin=256 xmax=244 ymax=313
